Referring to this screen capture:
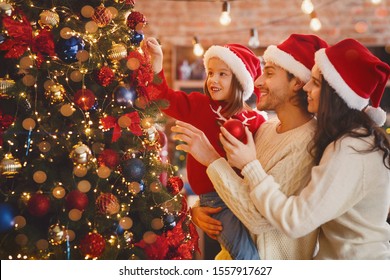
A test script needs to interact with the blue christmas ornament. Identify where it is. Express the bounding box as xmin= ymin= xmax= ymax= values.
xmin=0 ymin=203 xmax=15 ymax=233
xmin=121 ymin=158 xmax=146 ymax=182
xmin=113 ymin=82 xmax=137 ymax=108
xmin=163 ymin=213 xmax=177 ymax=230
xmin=55 ymin=36 xmax=85 ymax=63
xmin=0 ymin=34 xmax=5 ymax=44
xmin=130 ymin=31 xmax=144 ymax=46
